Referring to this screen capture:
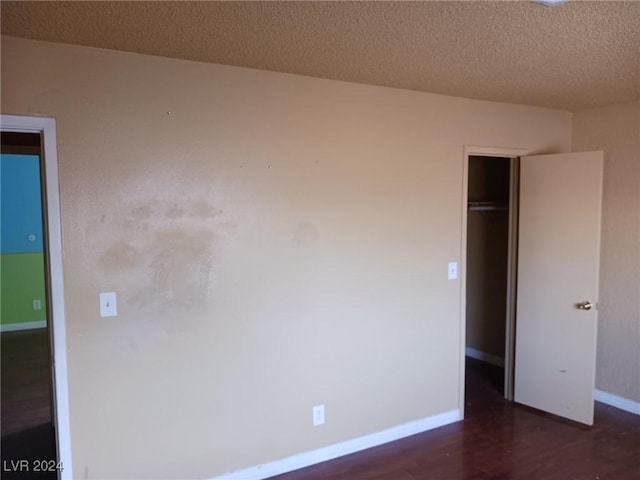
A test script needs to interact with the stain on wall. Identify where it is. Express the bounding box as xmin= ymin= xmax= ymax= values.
xmin=190 ymin=200 xmax=223 ymax=219
xmin=98 ymin=199 xmax=228 ymax=313
xmin=97 ymin=241 xmax=141 ymax=271
xmin=146 ymin=228 xmax=215 ymax=308
xmin=130 ymin=204 xmax=153 ymax=220
xmin=164 ymin=204 xmax=184 ymax=220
